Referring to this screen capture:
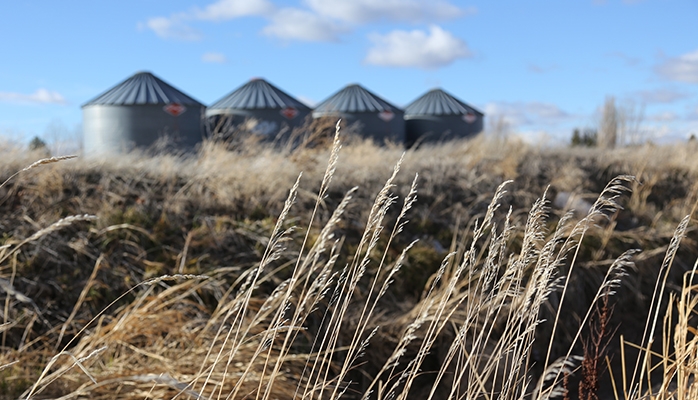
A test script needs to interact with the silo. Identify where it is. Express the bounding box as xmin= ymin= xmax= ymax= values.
xmin=312 ymin=84 xmax=405 ymax=144
xmin=205 ymin=78 xmax=311 ymax=140
xmin=82 ymin=71 xmax=205 ymax=155
xmin=404 ymin=88 xmax=484 ymax=146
